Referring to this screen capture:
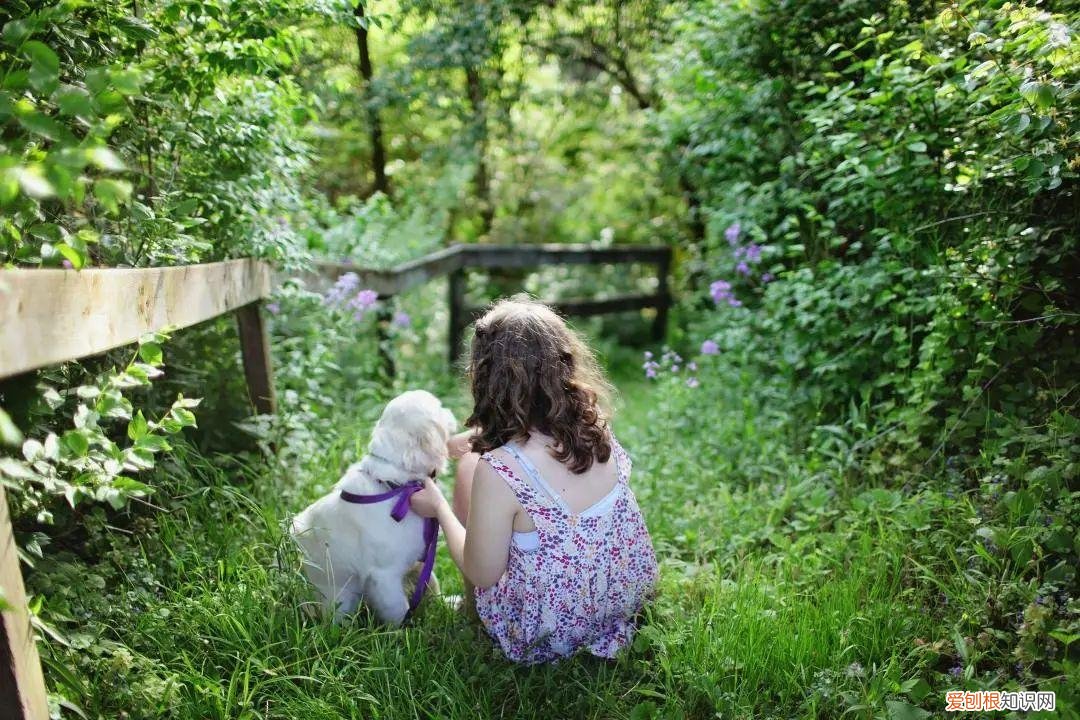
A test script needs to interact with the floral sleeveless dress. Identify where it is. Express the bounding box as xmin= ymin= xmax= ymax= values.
xmin=474 ymin=435 xmax=658 ymax=664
